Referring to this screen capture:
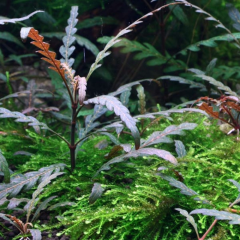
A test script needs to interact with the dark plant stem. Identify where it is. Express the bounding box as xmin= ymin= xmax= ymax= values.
xmin=199 ymin=219 xmax=218 ymax=240
xmin=70 ymin=102 xmax=78 ymax=172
